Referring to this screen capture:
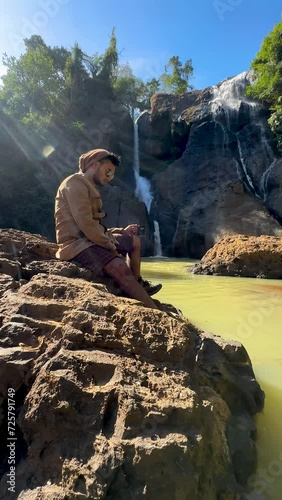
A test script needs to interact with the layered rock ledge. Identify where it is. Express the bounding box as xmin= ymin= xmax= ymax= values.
xmin=191 ymin=234 xmax=282 ymax=279
xmin=0 ymin=229 xmax=264 ymax=499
